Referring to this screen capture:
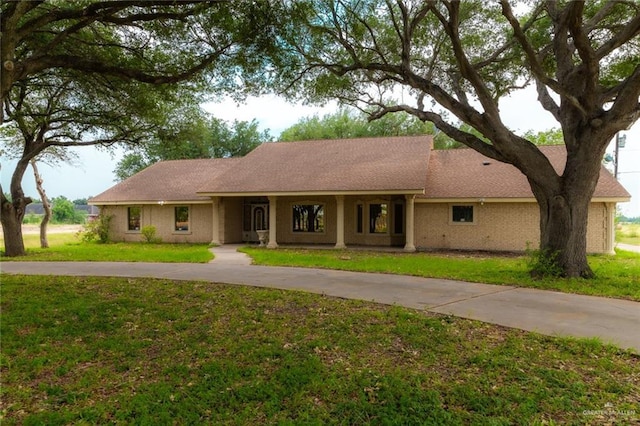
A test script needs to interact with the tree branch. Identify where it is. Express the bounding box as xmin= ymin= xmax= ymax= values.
xmin=595 ymin=9 xmax=640 ymax=60
xmin=535 ymin=79 xmax=561 ymax=121
xmin=21 ymin=44 xmax=231 ymax=86
xmin=500 ymin=0 xmax=587 ymax=117
xmin=369 ymin=104 xmax=504 ymax=162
